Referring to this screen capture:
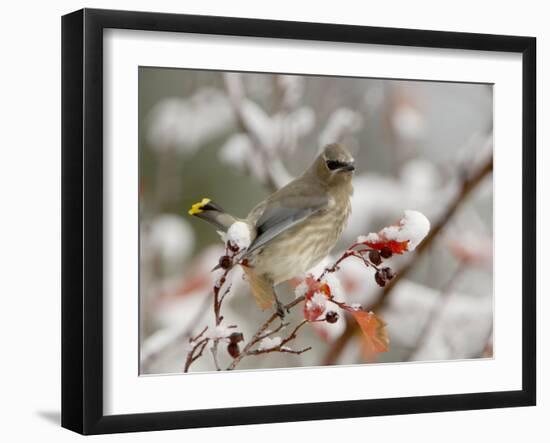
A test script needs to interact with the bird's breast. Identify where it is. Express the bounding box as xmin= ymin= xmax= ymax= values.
xmin=249 ymin=198 xmax=351 ymax=285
